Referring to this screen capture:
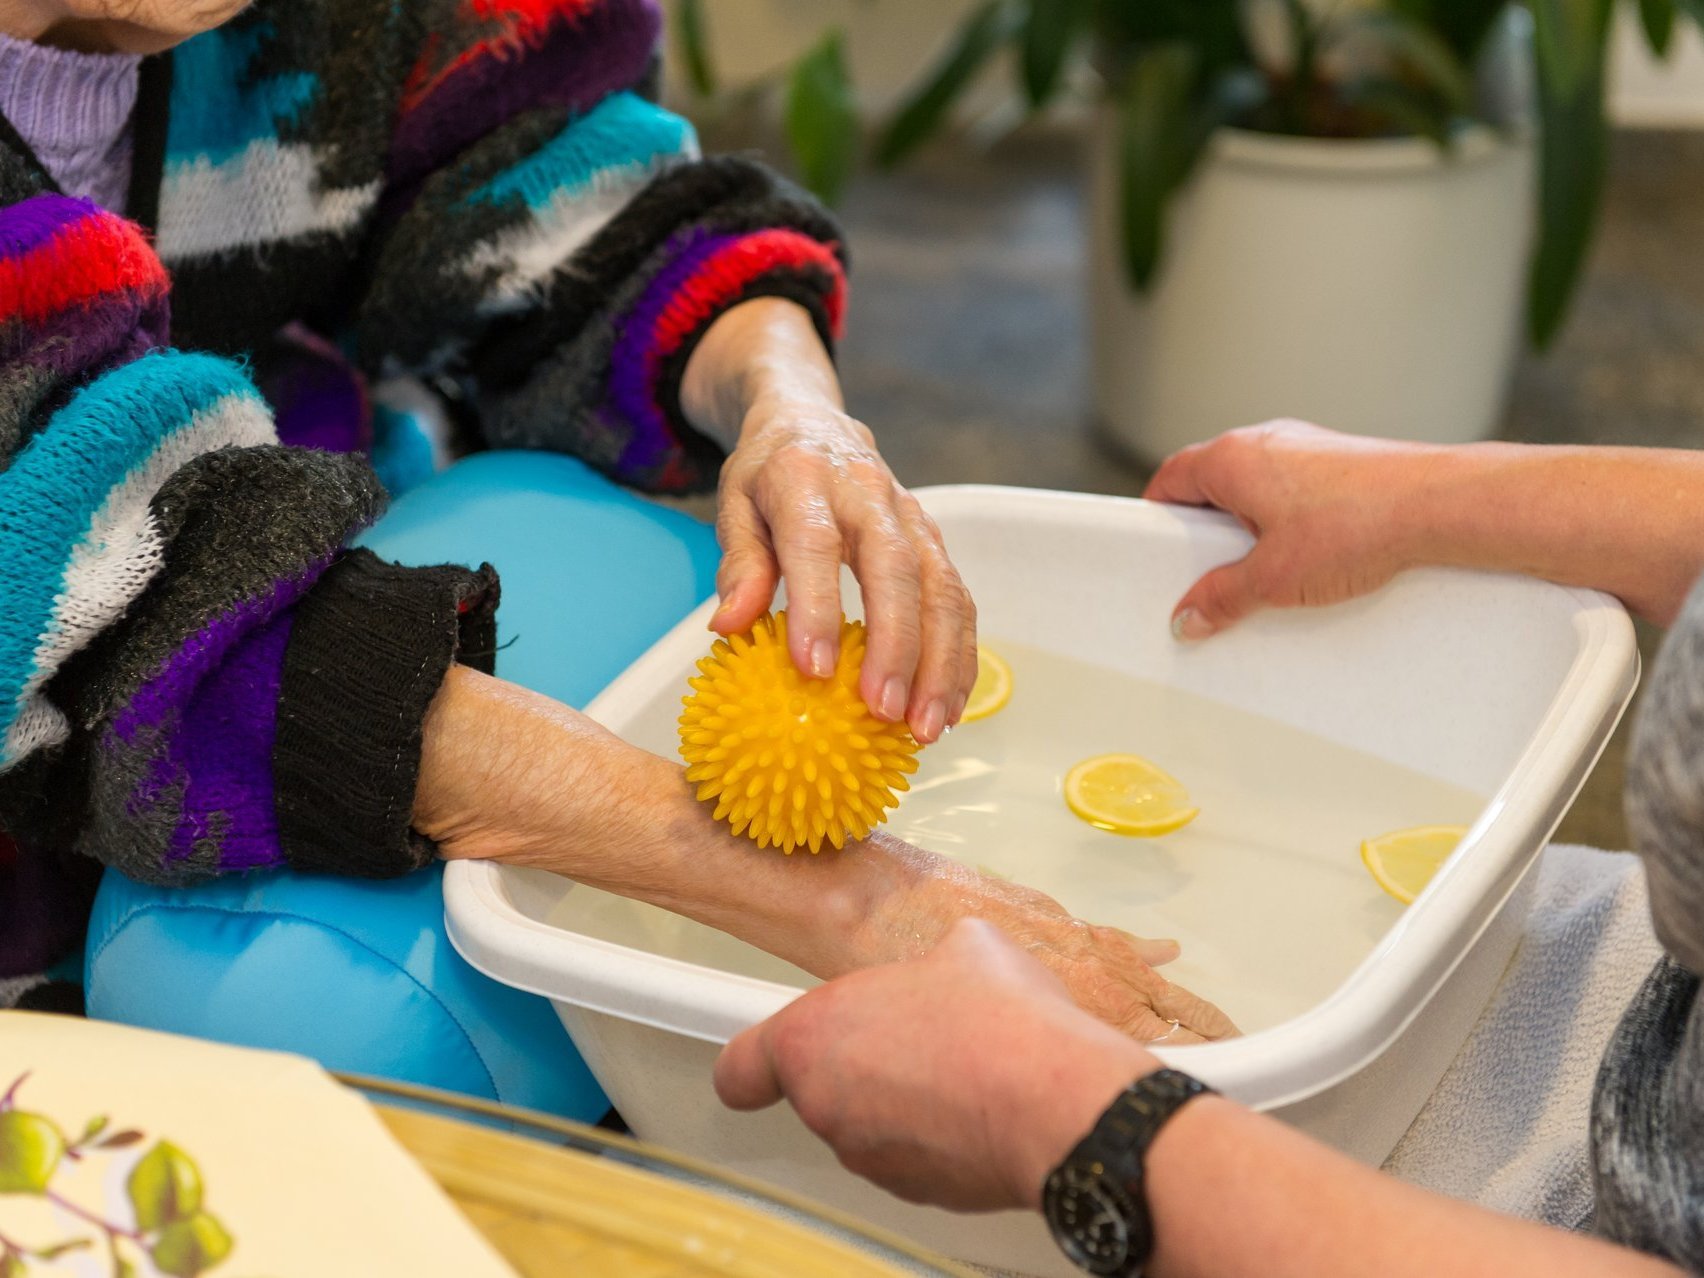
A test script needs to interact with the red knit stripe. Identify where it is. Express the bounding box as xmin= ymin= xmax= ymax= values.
xmin=0 ymin=211 xmax=168 ymax=325
xmin=468 ymin=0 xmax=599 ymax=25
xmin=651 ymin=230 xmax=847 ymax=361
xmin=401 ymin=0 xmax=600 ymax=112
